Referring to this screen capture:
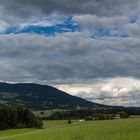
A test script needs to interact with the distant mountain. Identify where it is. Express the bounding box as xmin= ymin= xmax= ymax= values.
xmin=0 ymin=82 xmax=107 ymax=109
